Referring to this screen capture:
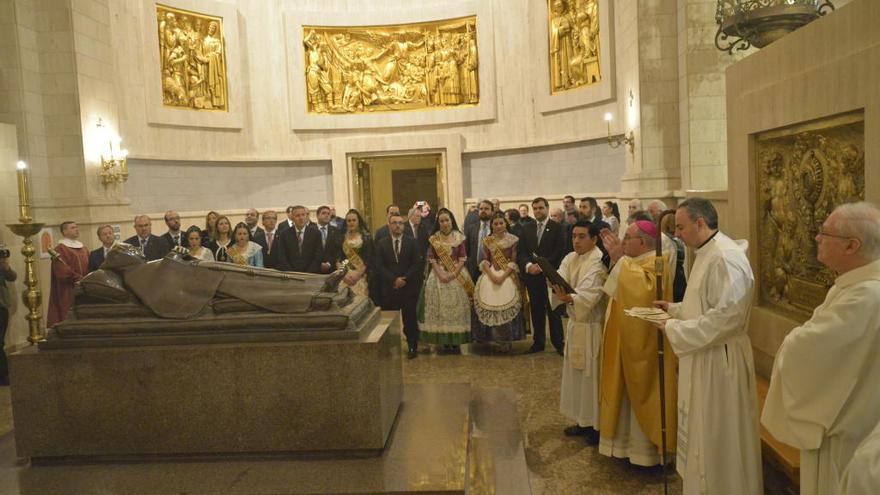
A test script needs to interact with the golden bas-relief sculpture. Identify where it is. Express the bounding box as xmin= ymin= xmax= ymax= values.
xmin=156 ymin=4 xmax=228 ymax=111
xmin=547 ymin=0 xmax=601 ymax=94
xmin=302 ymin=16 xmax=479 ymax=114
xmin=756 ymin=114 xmax=865 ymax=318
